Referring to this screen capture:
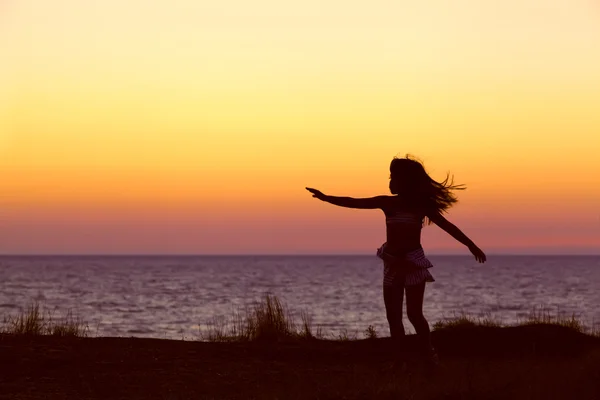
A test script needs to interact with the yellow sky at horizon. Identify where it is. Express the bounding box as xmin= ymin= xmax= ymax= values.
xmin=1 ymin=0 xmax=599 ymax=253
